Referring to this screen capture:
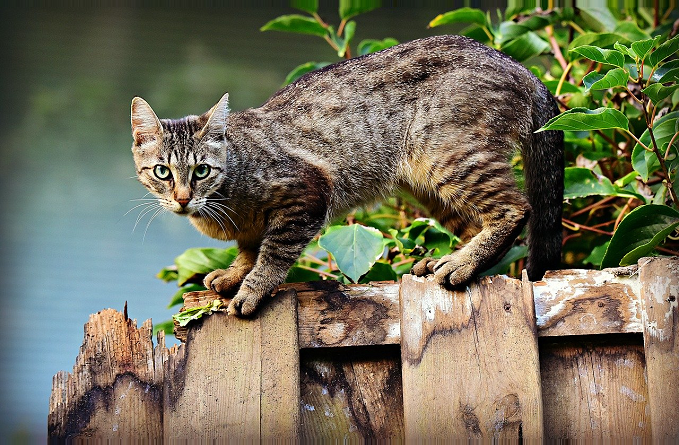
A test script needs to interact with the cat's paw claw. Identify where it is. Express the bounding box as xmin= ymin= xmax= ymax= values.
xmin=411 ymin=258 xmax=437 ymax=276
xmin=432 ymin=256 xmax=475 ymax=287
xmin=227 ymin=291 xmax=261 ymax=318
